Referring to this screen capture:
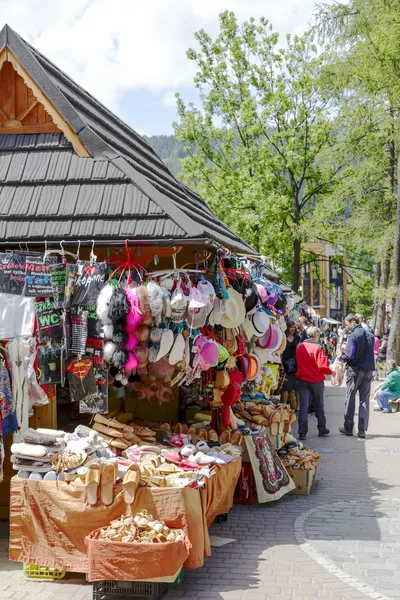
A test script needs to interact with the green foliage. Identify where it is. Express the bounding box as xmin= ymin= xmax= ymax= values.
xmin=173 ymin=12 xmax=344 ymax=288
xmin=348 ymin=274 xmax=375 ymax=318
xmin=144 ymin=134 xmax=188 ymax=176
